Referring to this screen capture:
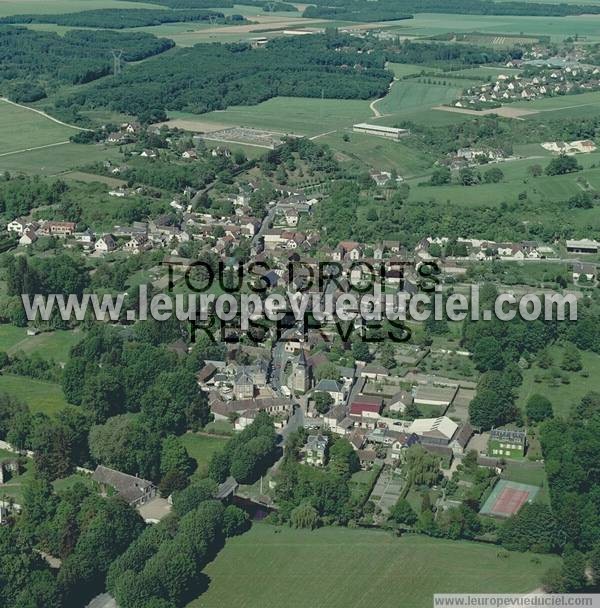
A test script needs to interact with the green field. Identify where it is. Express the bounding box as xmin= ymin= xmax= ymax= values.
xmin=518 ymin=345 xmax=600 ymax=418
xmin=0 ymin=328 xmax=84 ymax=363
xmin=375 ymin=80 xmax=467 ymax=118
xmin=179 ymin=432 xmax=229 ymax=479
xmin=0 ymin=326 xmax=84 ymax=363
xmin=0 ymin=142 xmax=122 ymax=176
xmin=386 ymin=12 xmax=600 ymax=43
xmin=407 ymin=154 xmax=600 ymax=214
xmin=515 ymin=90 xmax=600 ymax=120
xmin=0 ymin=0 xmax=161 ymax=17
xmin=171 ymin=96 xmax=374 ymax=137
xmin=320 ymin=131 xmax=433 ymax=177
xmin=0 ymin=374 xmax=68 ymax=414
xmin=187 ymin=525 xmax=559 ymax=608
xmin=0 ymin=99 xmax=81 ymax=156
